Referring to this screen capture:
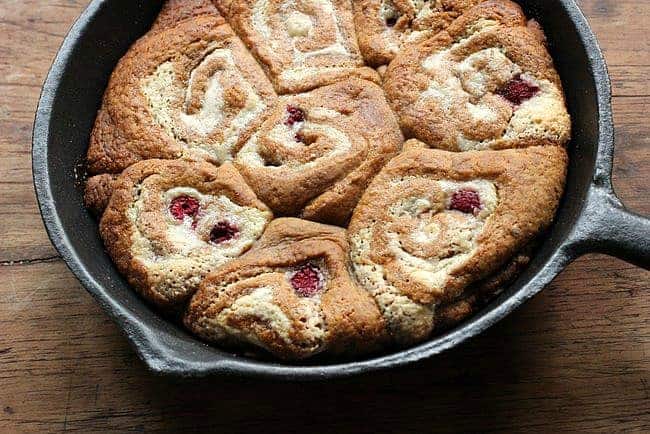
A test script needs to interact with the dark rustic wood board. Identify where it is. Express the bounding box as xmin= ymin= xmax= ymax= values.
xmin=0 ymin=0 xmax=648 ymax=432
